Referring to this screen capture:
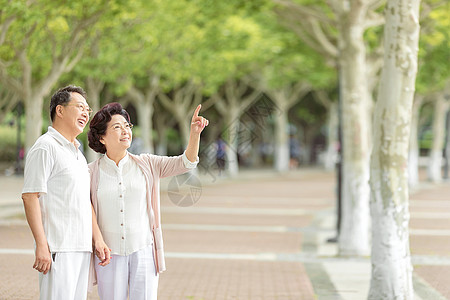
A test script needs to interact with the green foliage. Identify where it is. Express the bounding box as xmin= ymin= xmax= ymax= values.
xmin=416 ymin=2 xmax=450 ymax=93
xmin=262 ymin=33 xmax=336 ymax=90
xmin=0 ymin=125 xmax=18 ymax=161
xmin=0 ymin=0 xmax=123 ymax=88
xmin=364 ymin=26 xmax=384 ymax=54
xmin=0 ymin=119 xmax=24 ymax=161
xmin=290 ymin=92 xmax=327 ymax=126
xmin=261 ymin=1 xmax=337 ymax=90
xmin=70 ymin=0 xmax=284 ymax=96
xmin=1 ymin=0 xmax=339 ymax=101
xmin=2 ymin=0 xmax=447 ymax=164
